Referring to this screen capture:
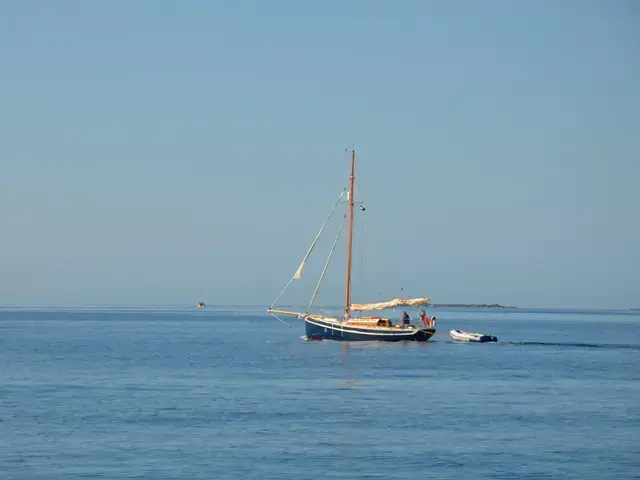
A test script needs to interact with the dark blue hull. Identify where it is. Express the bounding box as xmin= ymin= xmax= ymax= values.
xmin=304 ymin=317 xmax=435 ymax=342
